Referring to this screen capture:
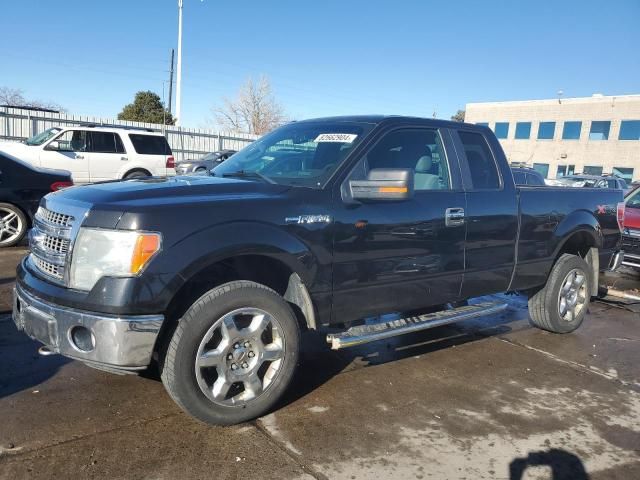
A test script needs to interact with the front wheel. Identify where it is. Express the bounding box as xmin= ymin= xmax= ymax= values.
xmin=161 ymin=281 xmax=300 ymax=425
xmin=528 ymin=254 xmax=591 ymax=333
